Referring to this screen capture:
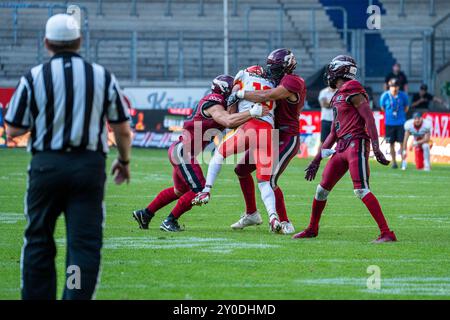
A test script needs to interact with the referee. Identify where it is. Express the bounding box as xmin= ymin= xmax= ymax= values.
xmin=5 ymin=14 xmax=132 ymax=299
